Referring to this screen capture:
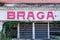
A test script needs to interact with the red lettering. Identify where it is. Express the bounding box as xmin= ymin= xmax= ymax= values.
xmin=47 ymin=12 xmax=54 ymax=19
xmin=27 ymin=12 xmax=35 ymax=19
xmin=7 ymin=11 xmax=55 ymax=21
xmin=37 ymin=12 xmax=44 ymax=19
xmin=7 ymin=12 xmax=15 ymax=19
xmin=17 ymin=11 xmax=25 ymax=19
